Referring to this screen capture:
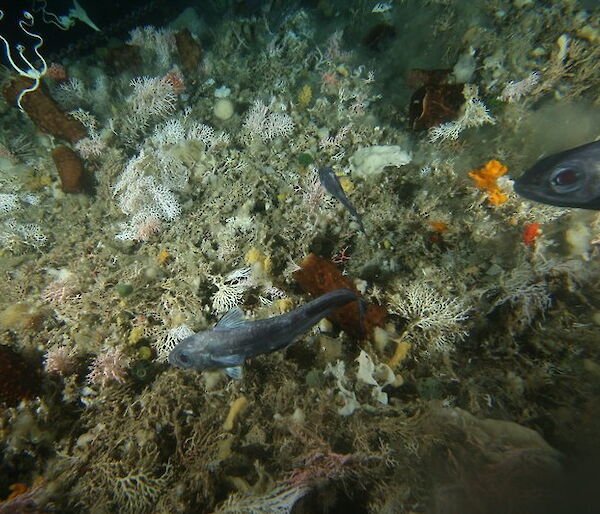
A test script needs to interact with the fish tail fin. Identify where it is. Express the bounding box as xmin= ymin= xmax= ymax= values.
xmin=357 ymin=296 xmax=367 ymax=338
xmin=357 ymin=217 xmax=367 ymax=235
